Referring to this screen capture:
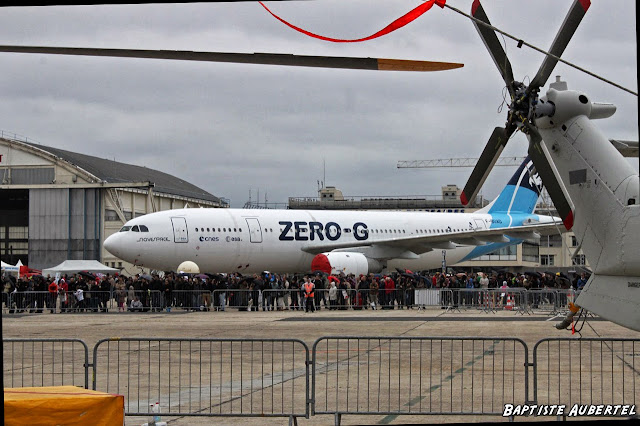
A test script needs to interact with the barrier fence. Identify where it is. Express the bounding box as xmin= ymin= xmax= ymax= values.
xmin=4 ymin=336 xmax=638 ymax=423
xmin=3 ymin=338 xmax=89 ymax=389
xmin=312 ymin=336 xmax=529 ymax=422
xmin=2 ymin=288 xmax=583 ymax=315
xmin=533 ymin=338 xmax=639 ymax=409
xmin=92 ymin=338 xmax=310 ymax=421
